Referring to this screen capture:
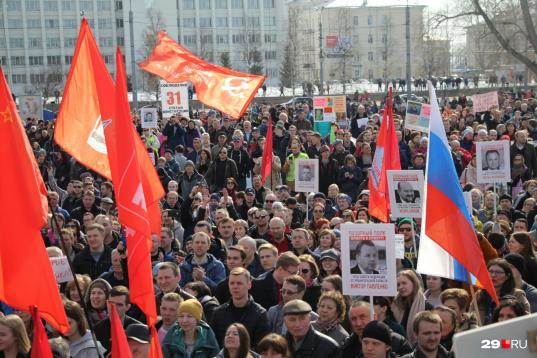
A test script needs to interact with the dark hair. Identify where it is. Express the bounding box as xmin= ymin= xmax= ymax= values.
xmin=322 ymin=275 xmax=343 ymax=293
xmin=110 ymin=285 xmax=130 ymax=305
xmin=228 ymin=245 xmax=247 ymax=261
xmin=487 ymin=258 xmax=516 ymax=297
xmin=224 ymin=323 xmax=251 ymax=358
xmin=491 ymin=298 xmax=527 ymax=323
xmin=510 ymin=232 xmax=536 ymax=258
xmin=64 ymin=300 xmax=88 ymax=336
xmin=257 ymin=333 xmax=290 ymax=357
xmin=184 ymin=281 xmax=212 ymax=297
